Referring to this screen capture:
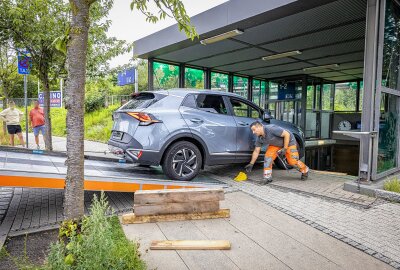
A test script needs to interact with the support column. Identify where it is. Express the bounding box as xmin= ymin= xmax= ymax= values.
xmin=204 ymin=68 xmax=211 ymax=89
xmin=300 ymin=75 xmax=307 ymax=132
xmin=248 ymin=77 xmax=253 ymax=101
xmin=179 ymin=63 xmax=185 ymax=88
xmin=228 ymin=73 xmax=233 ymax=93
xmin=359 ymin=0 xmax=380 ymax=181
xmin=148 ymin=58 xmax=154 ymax=91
